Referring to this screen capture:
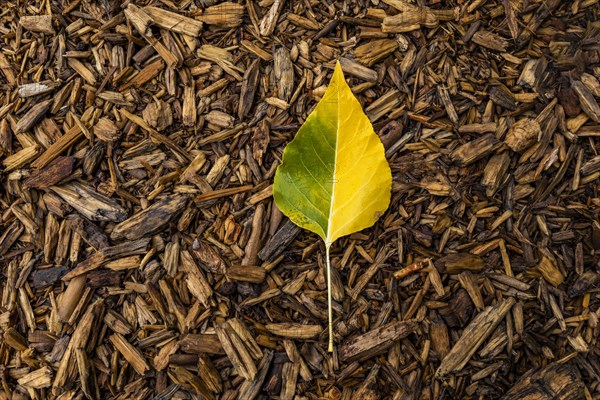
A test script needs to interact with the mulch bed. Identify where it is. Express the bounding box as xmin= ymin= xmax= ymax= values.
xmin=1 ymin=0 xmax=600 ymax=399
